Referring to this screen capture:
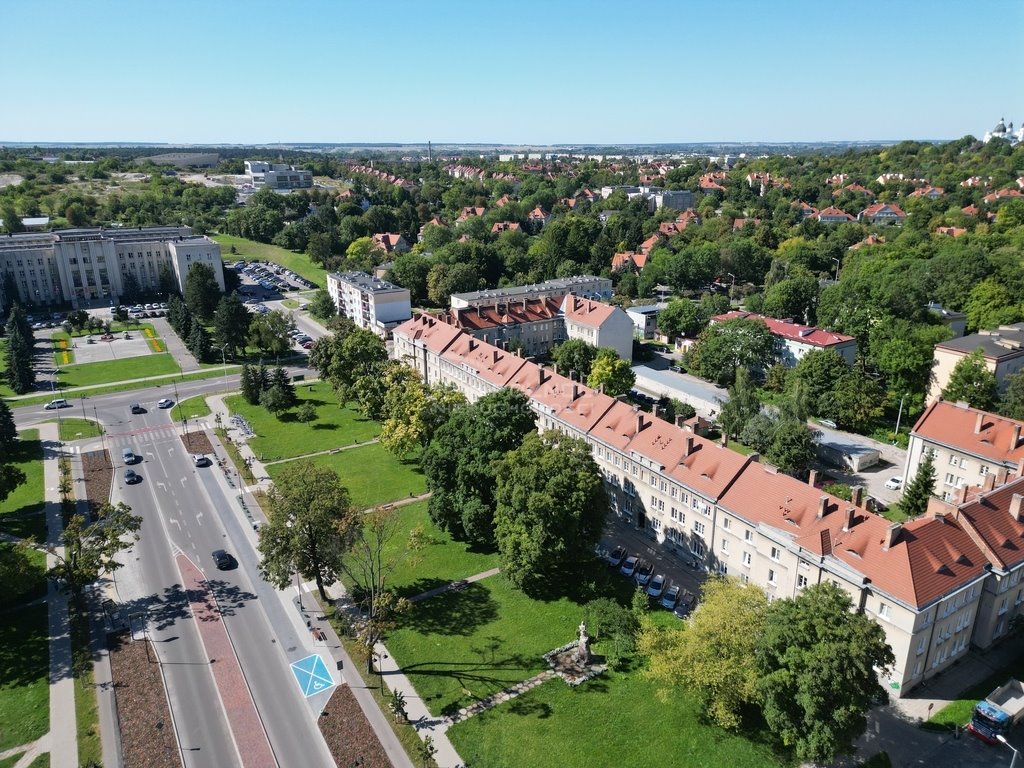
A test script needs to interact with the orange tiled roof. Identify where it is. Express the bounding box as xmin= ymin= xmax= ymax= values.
xmin=912 ymin=400 xmax=1024 ymax=468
